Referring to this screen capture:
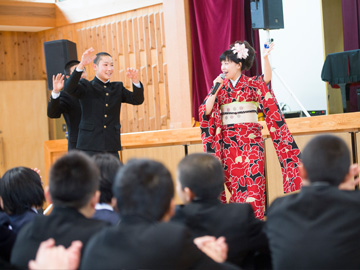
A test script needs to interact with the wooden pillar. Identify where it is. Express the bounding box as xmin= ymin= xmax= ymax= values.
xmin=163 ymin=0 xmax=193 ymax=128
